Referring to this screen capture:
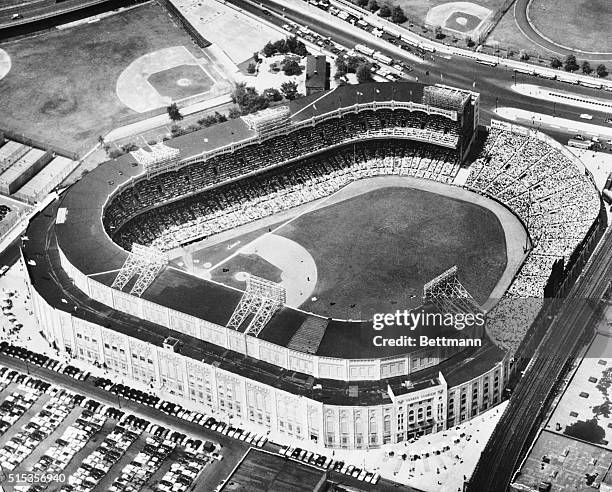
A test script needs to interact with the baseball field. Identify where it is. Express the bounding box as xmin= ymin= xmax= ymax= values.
xmin=173 ymin=178 xmax=513 ymax=320
xmin=0 ymin=1 xmax=231 ymax=156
